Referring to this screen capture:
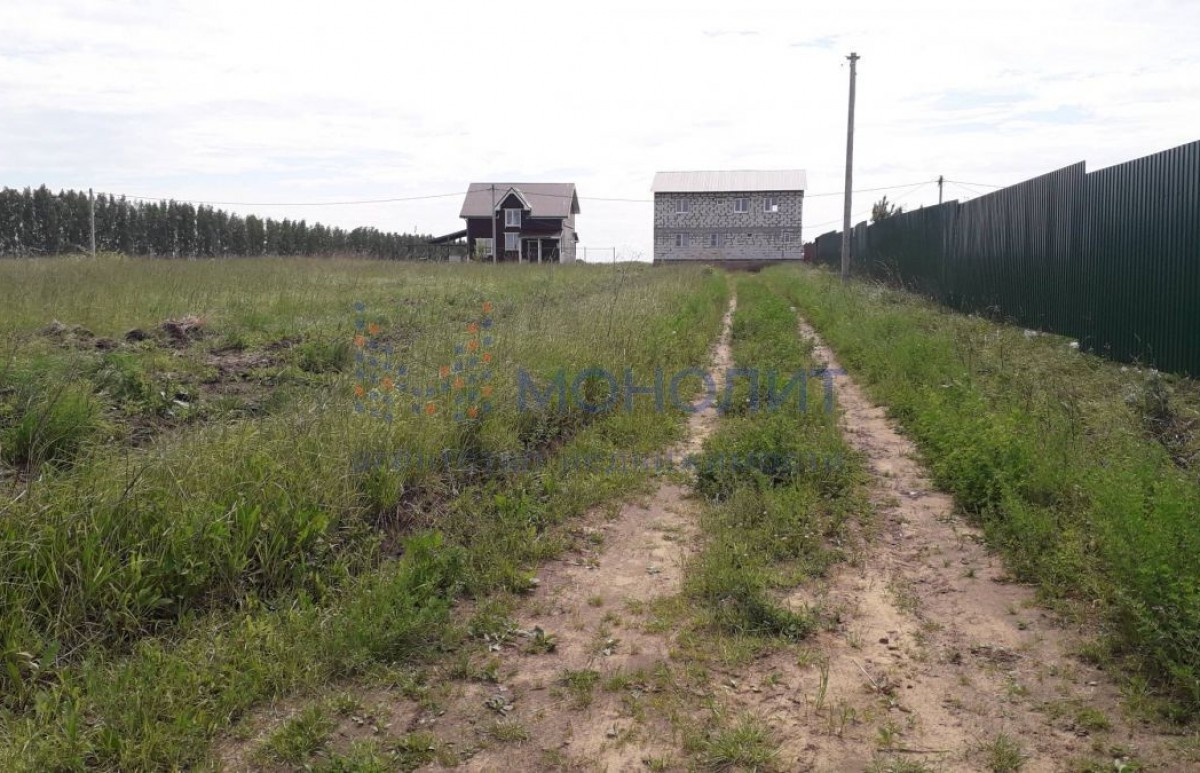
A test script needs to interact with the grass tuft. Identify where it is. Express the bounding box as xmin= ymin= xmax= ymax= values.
xmin=260 ymin=705 xmax=335 ymax=764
